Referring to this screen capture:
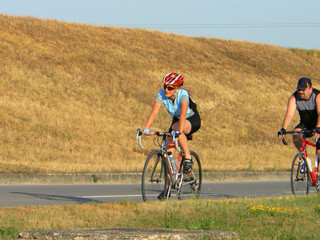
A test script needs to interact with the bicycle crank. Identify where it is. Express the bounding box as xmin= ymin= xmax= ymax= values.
xmin=175 ymin=174 xmax=183 ymax=192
